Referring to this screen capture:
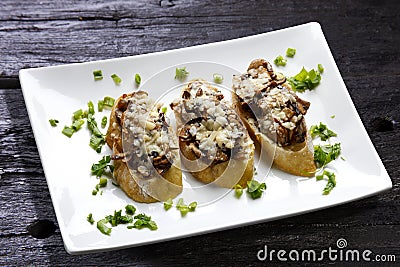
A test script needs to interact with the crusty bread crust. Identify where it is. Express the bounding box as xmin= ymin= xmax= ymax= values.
xmin=106 ymin=93 xmax=182 ymax=203
xmin=232 ymin=61 xmax=316 ymax=177
xmin=179 ymin=137 xmax=254 ymax=188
